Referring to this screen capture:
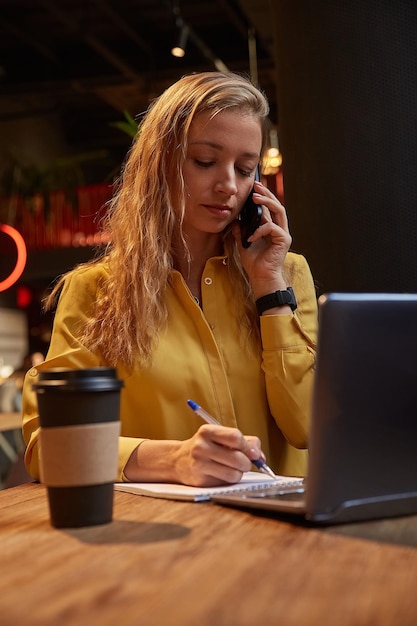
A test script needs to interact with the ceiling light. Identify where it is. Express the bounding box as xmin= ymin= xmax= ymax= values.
xmin=171 ymin=24 xmax=189 ymax=58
